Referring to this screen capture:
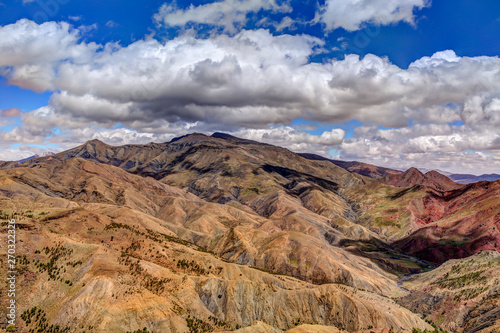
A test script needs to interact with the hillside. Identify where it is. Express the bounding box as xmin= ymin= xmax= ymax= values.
xmin=0 ymin=133 xmax=498 ymax=332
xmin=345 ymin=178 xmax=500 ymax=264
xmin=298 ymin=154 xmax=402 ymax=179
xmin=0 ymin=156 xmax=432 ymax=332
xmin=398 ymin=251 xmax=500 ymax=332
xmin=382 ymin=168 xmax=462 ymax=192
